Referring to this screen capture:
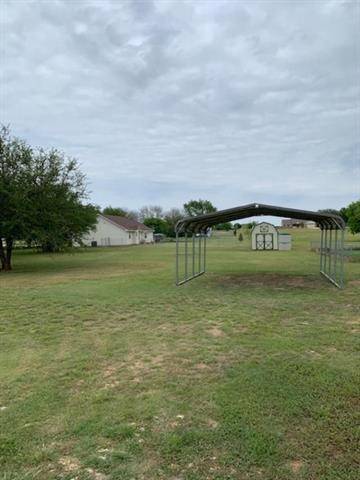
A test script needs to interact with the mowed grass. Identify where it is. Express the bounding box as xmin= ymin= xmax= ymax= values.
xmin=0 ymin=230 xmax=359 ymax=480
